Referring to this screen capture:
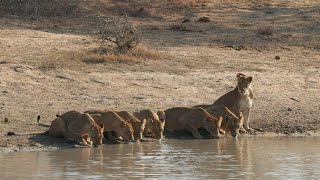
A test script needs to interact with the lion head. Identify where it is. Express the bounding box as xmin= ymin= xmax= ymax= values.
xmin=118 ymin=121 xmax=135 ymax=142
xmin=127 ymin=118 xmax=146 ymax=141
xmin=150 ymin=118 xmax=165 ymax=140
xmin=236 ymin=73 xmax=252 ymax=95
xmin=224 ymin=112 xmax=244 ymax=138
xmin=203 ymin=115 xmax=222 ymax=139
xmin=85 ymin=113 xmax=104 ymax=146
